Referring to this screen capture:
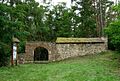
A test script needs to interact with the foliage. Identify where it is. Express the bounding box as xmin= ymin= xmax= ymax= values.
xmin=105 ymin=3 xmax=120 ymax=51
xmin=105 ymin=20 xmax=120 ymax=50
xmin=0 ymin=0 xmax=113 ymax=66
xmin=74 ymin=0 xmax=97 ymax=37
xmin=0 ymin=1 xmax=28 ymax=66
xmin=0 ymin=42 xmax=11 ymax=67
xmin=45 ymin=3 xmax=74 ymax=38
xmin=0 ymin=3 xmax=12 ymax=66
